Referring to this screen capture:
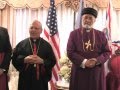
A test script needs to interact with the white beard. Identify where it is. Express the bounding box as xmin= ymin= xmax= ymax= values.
xmin=83 ymin=24 xmax=92 ymax=29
